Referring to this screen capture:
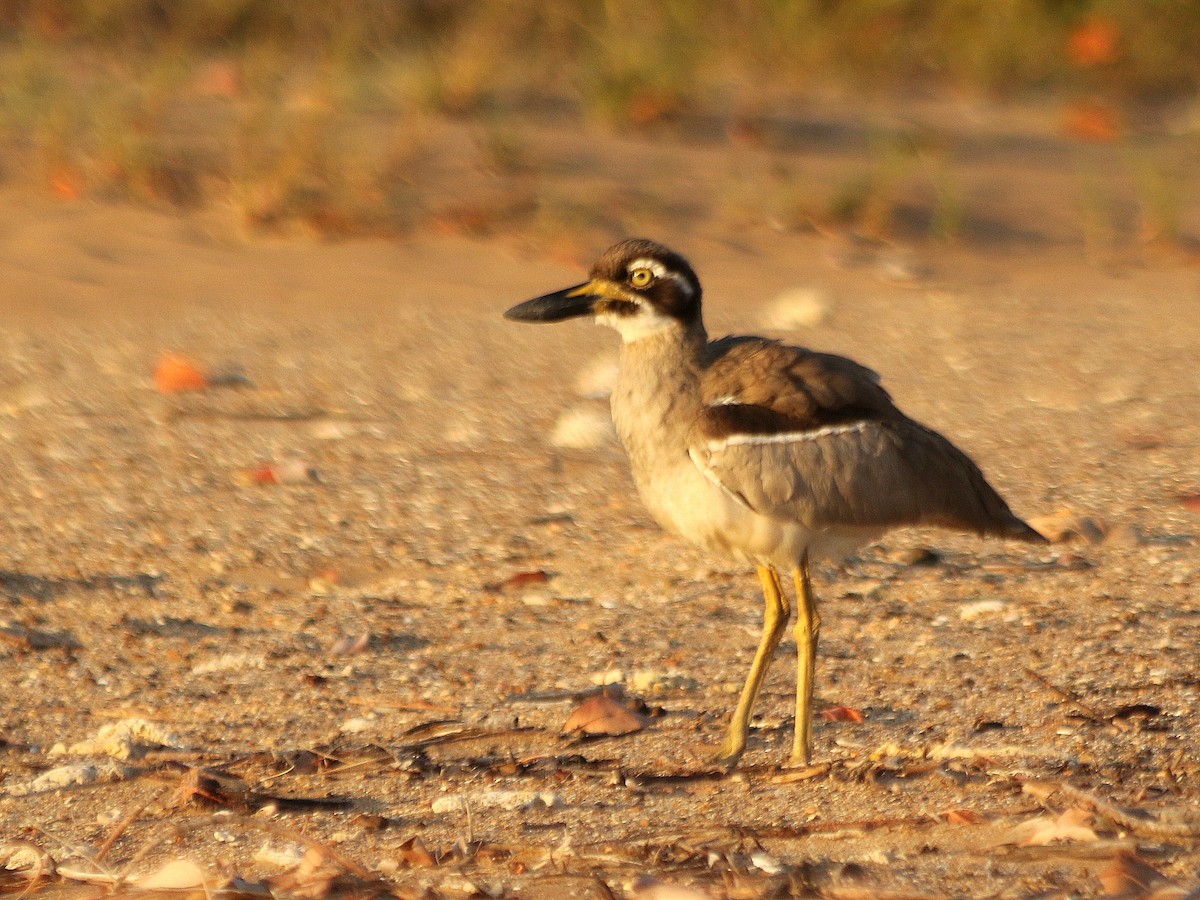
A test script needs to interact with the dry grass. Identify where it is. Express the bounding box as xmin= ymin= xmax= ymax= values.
xmin=0 ymin=1 xmax=1198 ymax=241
